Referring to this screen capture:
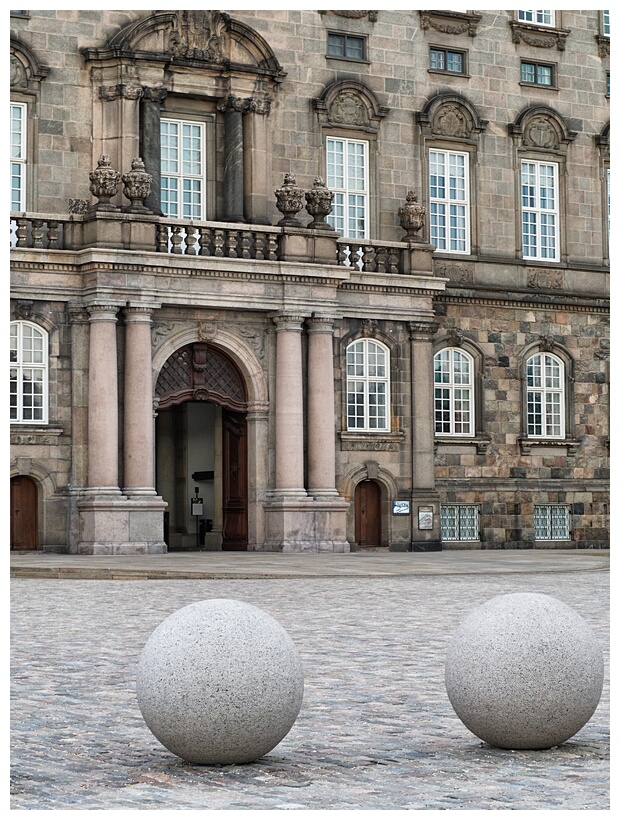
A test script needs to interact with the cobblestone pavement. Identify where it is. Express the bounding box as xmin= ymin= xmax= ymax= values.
xmin=11 ymin=559 xmax=609 ymax=810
